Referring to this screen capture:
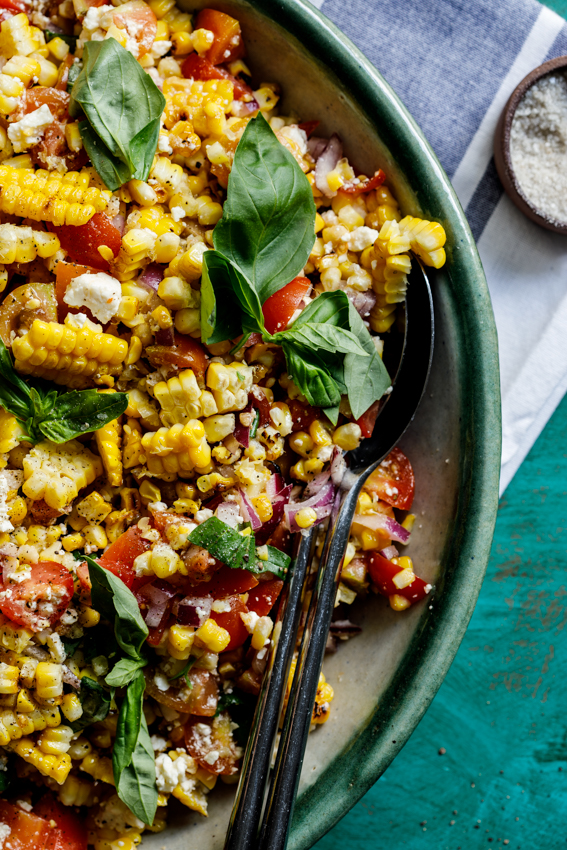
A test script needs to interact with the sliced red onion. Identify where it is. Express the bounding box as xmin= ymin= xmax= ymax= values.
xmin=331 ymin=446 xmax=347 ymax=486
xmin=154 ymin=326 xmax=175 ymax=346
xmin=346 ymin=289 xmax=377 ymax=318
xmin=353 ymin=512 xmax=410 ymax=544
xmin=138 ymin=263 xmax=164 ymax=291
xmin=238 ymin=489 xmax=262 ymax=531
xmin=138 ymin=579 xmax=177 ymax=628
xmin=62 ymin=666 xmax=81 ymax=690
xmin=379 ymin=545 xmax=399 ymax=561
xmin=266 ymin=473 xmax=288 ymax=499
xmin=303 ymin=469 xmax=331 ymax=500
xmin=314 ymin=134 xmax=342 ymax=197
xmin=112 ymin=214 xmax=125 ymax=235
xmin=176 ymin=596 xmax=212 ymax=627
xmin=284 ymin=481 xmax=336 ymax=533
xmin=215 ymin=501 xmax=241 ymax=528
xmin=232 ymin=97 xmax=260 ymax=117
xmin=308 ymin=136 xmax=330 ymax=160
